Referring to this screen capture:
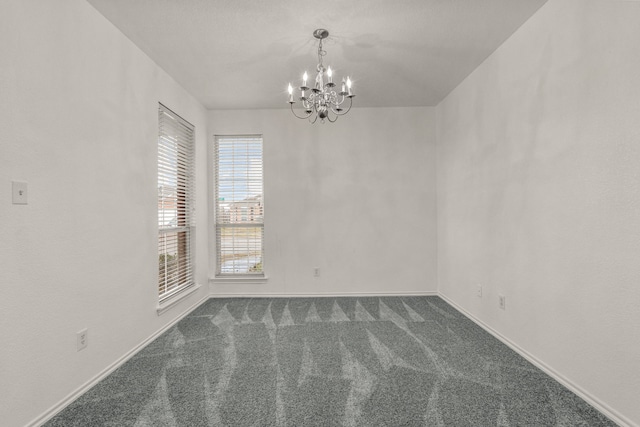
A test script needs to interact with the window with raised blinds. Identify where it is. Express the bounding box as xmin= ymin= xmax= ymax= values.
xmin=158 ymin=104 xmax=195 ymax=300
xmin=214 ymin=135 xmax=264 ymax=276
